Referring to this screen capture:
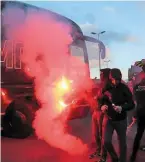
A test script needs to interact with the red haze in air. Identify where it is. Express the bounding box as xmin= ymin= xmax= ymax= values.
xmin=6 ymin=9 xmax=92 ymax=155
